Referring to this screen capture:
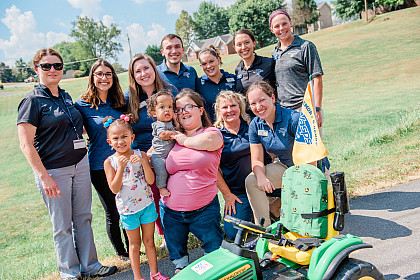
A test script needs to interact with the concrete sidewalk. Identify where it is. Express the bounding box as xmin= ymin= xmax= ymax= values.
xmin=105 ymin=180 xmax=420 ymax=280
